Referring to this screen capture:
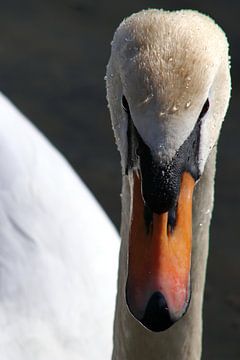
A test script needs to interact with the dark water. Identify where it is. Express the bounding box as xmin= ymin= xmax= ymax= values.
xmin=0 ymin=0 xmax=239 ymax=358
